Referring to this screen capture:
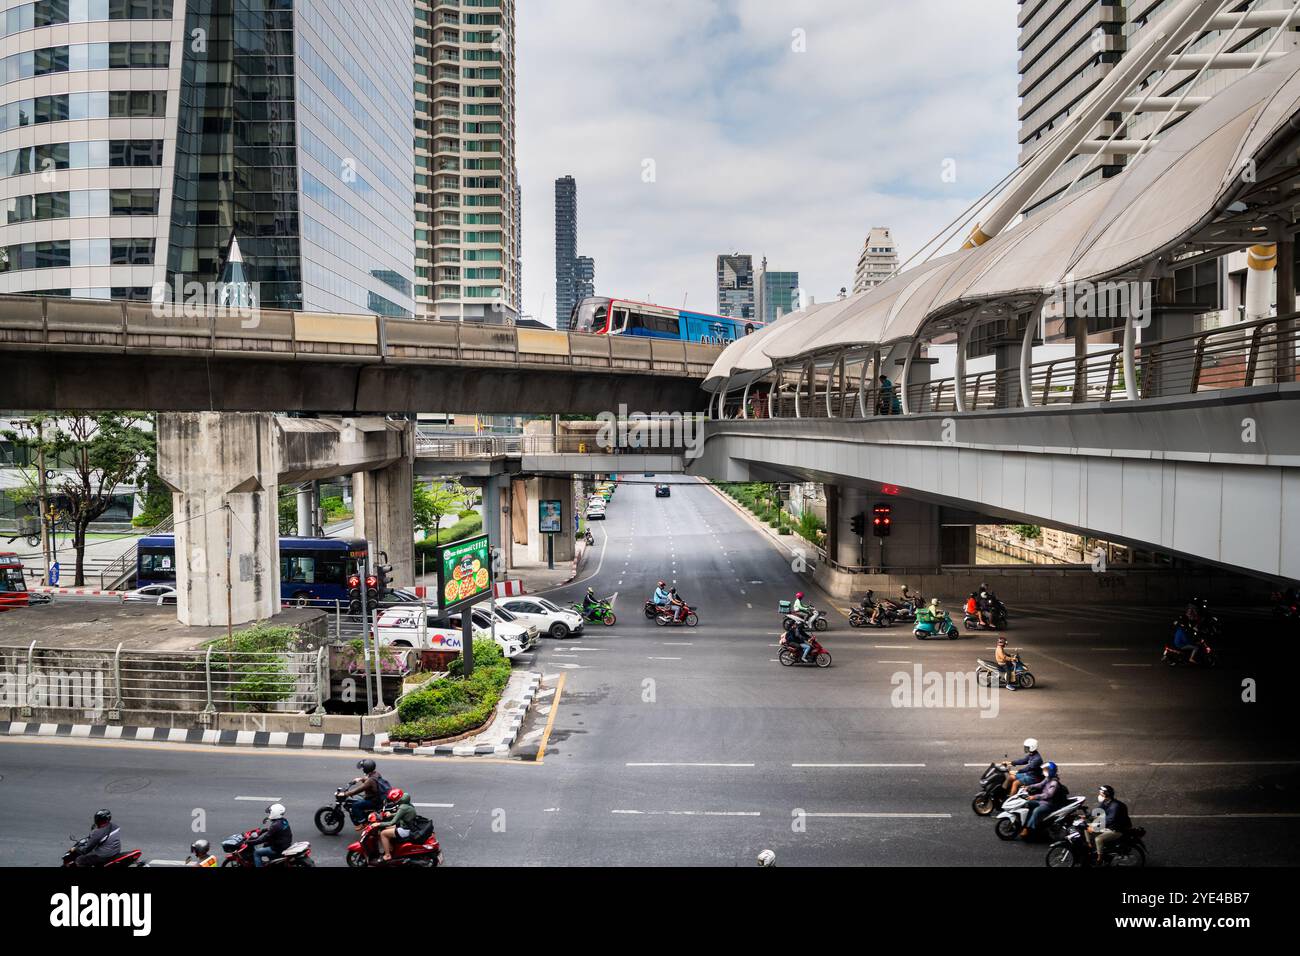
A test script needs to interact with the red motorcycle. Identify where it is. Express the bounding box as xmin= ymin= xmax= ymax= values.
xmin=346 ymin=813 xmax=443 ymax=868
xmin=220 ymin=829 xmax=316 ymax=867
xmin=653 ymin=602 xmax=698 ymax=627
xmin=61 ymin=837 xmax=142 ymax=868
xmin=778 ymin=632 xmax=831 ymax=668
